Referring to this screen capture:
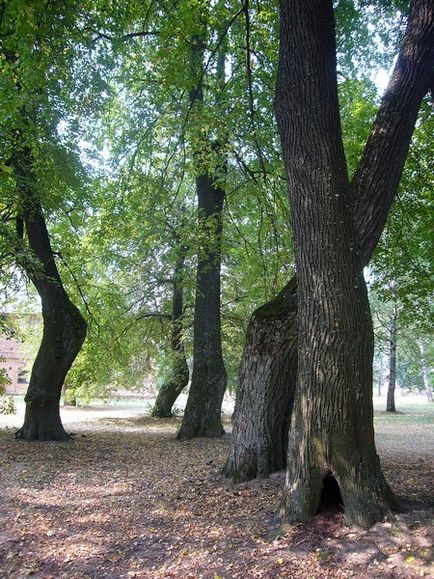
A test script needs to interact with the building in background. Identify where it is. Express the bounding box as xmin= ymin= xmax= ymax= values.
xmin=0 ymin=334 xmax=30 ymax=395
